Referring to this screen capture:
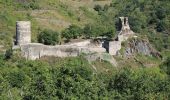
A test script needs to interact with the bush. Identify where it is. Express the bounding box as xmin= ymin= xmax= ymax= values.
xmin=84 ymin=24 xmax=114 ymax=39
xmin=62 ymin=25 xmax=83 ymax=41
xmin=38 ymin=29 xmax=59 ymax=45
xmin=8 ymin=71 xmax=26 ymax=88
xmin=94 ymin=5 xmax=102 ymax=12
xmin=156 ymin=21 xmax=166 ymax=32
xmin=20 ymin=0 xmax=40 ymax=10
xmin=4 ymin=48 xmax=13 ymax=60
